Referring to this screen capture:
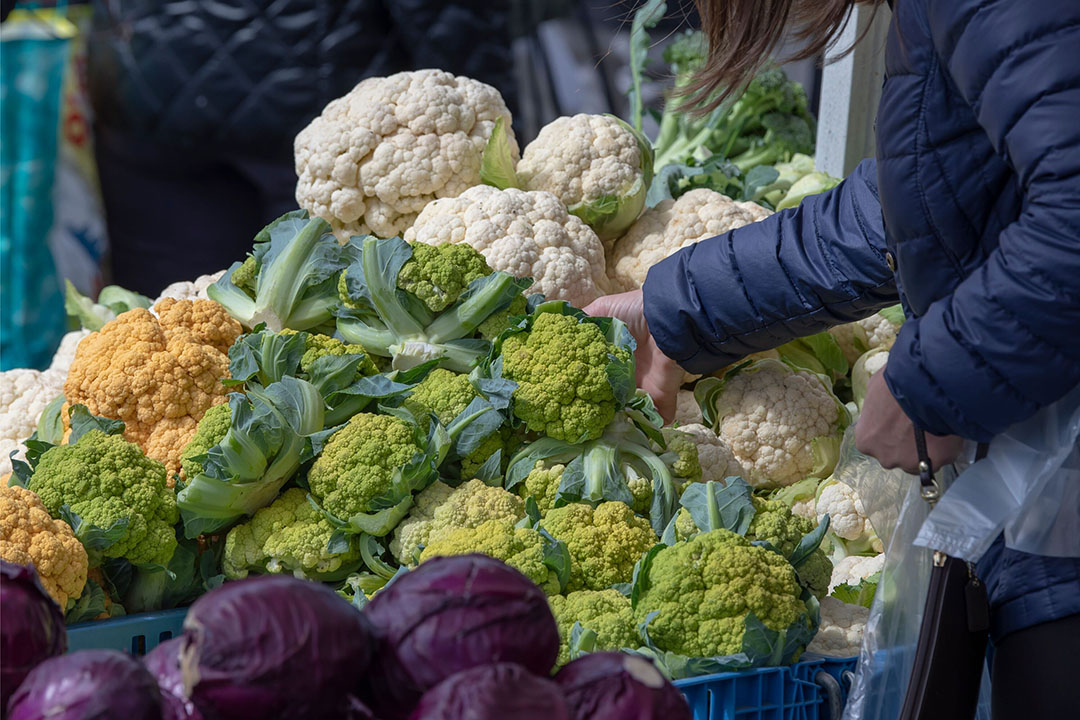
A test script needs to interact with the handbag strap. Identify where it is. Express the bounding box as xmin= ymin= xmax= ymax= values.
xmin=913 ymin=427 xmax=941 ymax=506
